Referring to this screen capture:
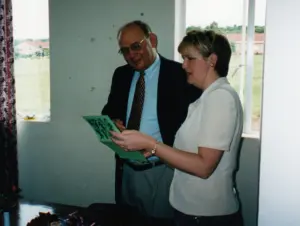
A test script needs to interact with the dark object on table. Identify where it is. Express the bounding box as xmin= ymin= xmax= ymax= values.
xmin=26 ymin=212 xmax=59 ymax=226
xmin=26 ymin=211 xmax=99 ymax=226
